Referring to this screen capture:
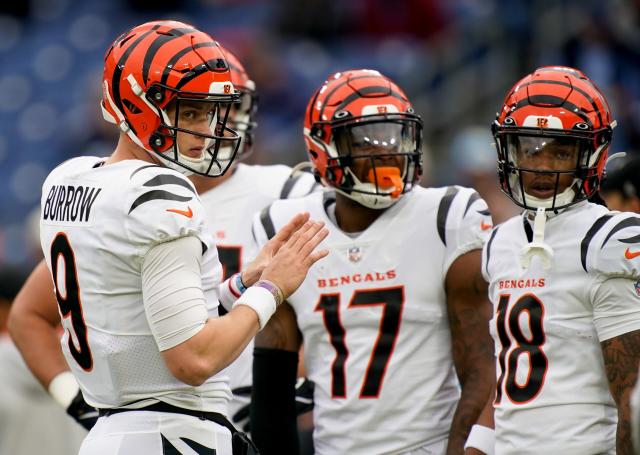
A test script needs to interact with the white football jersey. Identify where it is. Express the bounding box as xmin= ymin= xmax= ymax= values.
xmin=482 ymin=201 xmax=640 ymax=454
xmin=253 ymin=186 xmax=492 ymax=455
xmin=199 ymin=163 xmax=317 ymax=420
xmin=39 ymin=157 xmax=228 ymax=413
